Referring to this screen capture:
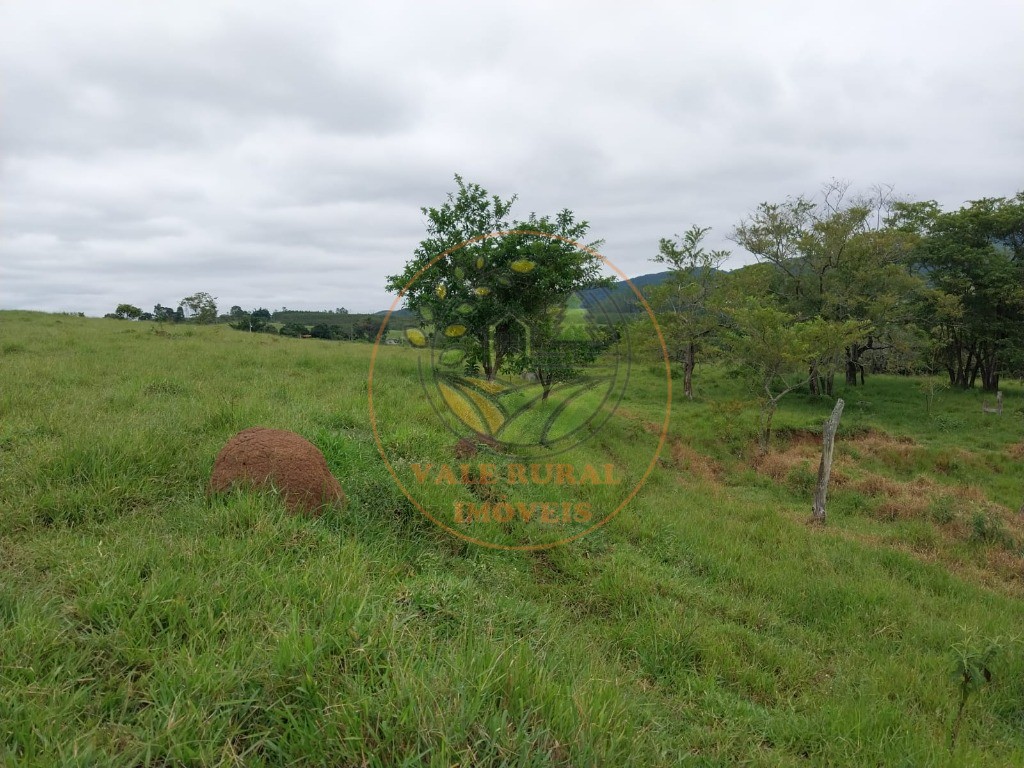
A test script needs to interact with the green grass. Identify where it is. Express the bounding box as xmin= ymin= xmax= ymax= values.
xmin=2 ymin=310 xmax=1024 ymax=766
